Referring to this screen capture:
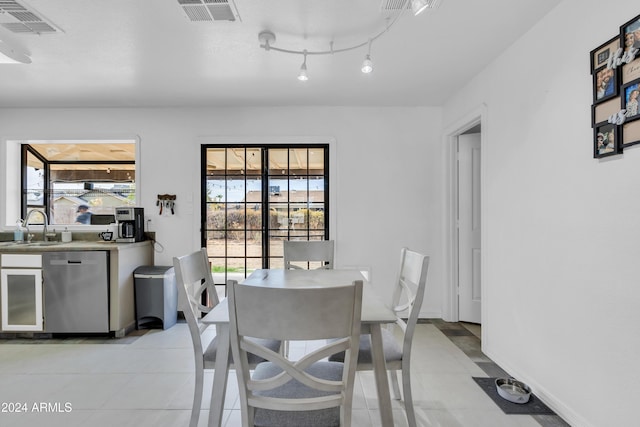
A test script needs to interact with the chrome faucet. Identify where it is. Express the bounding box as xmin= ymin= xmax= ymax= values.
xmin=24 ymin=209 xmax=50 ymax=242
